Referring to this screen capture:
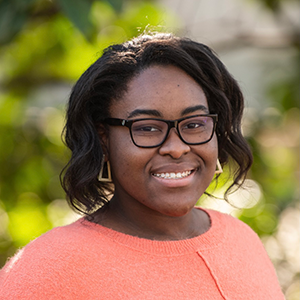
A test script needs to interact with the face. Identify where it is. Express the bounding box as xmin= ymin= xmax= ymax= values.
xmin=104 ymin=65 xmax=218 ymax=217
